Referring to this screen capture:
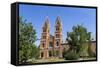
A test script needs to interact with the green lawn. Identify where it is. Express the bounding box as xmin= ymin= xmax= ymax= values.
xmin=30 ymin=57 xmax=96 ymax=63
